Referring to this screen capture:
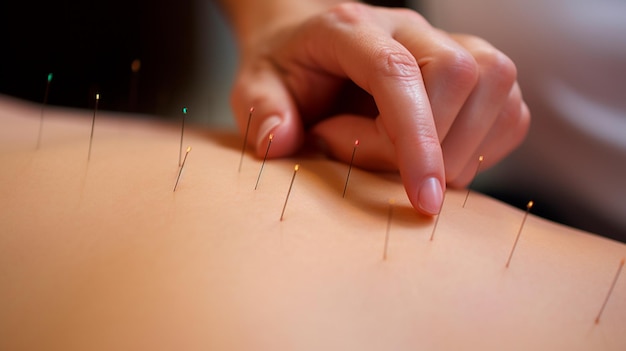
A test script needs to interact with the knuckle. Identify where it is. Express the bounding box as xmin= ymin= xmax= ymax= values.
xmin=417 ymin=131 xmax=443 ymax=155
xmin=476 ymin=48 xmax=518 ymax=89
xmin=499 ymin=86 xmax=528 ymax=131
xmin=372 ymin=47 xmax=420 ymax=80
xmin=395 ymin=7 xmax=429 ymax=25
xmin=402 ymin=122 xmax=441 ymax=156
xmin=324 ymin=2 xmax=370 ymax=26
xmin=437 ymin=49 xmax=480 ymax=90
